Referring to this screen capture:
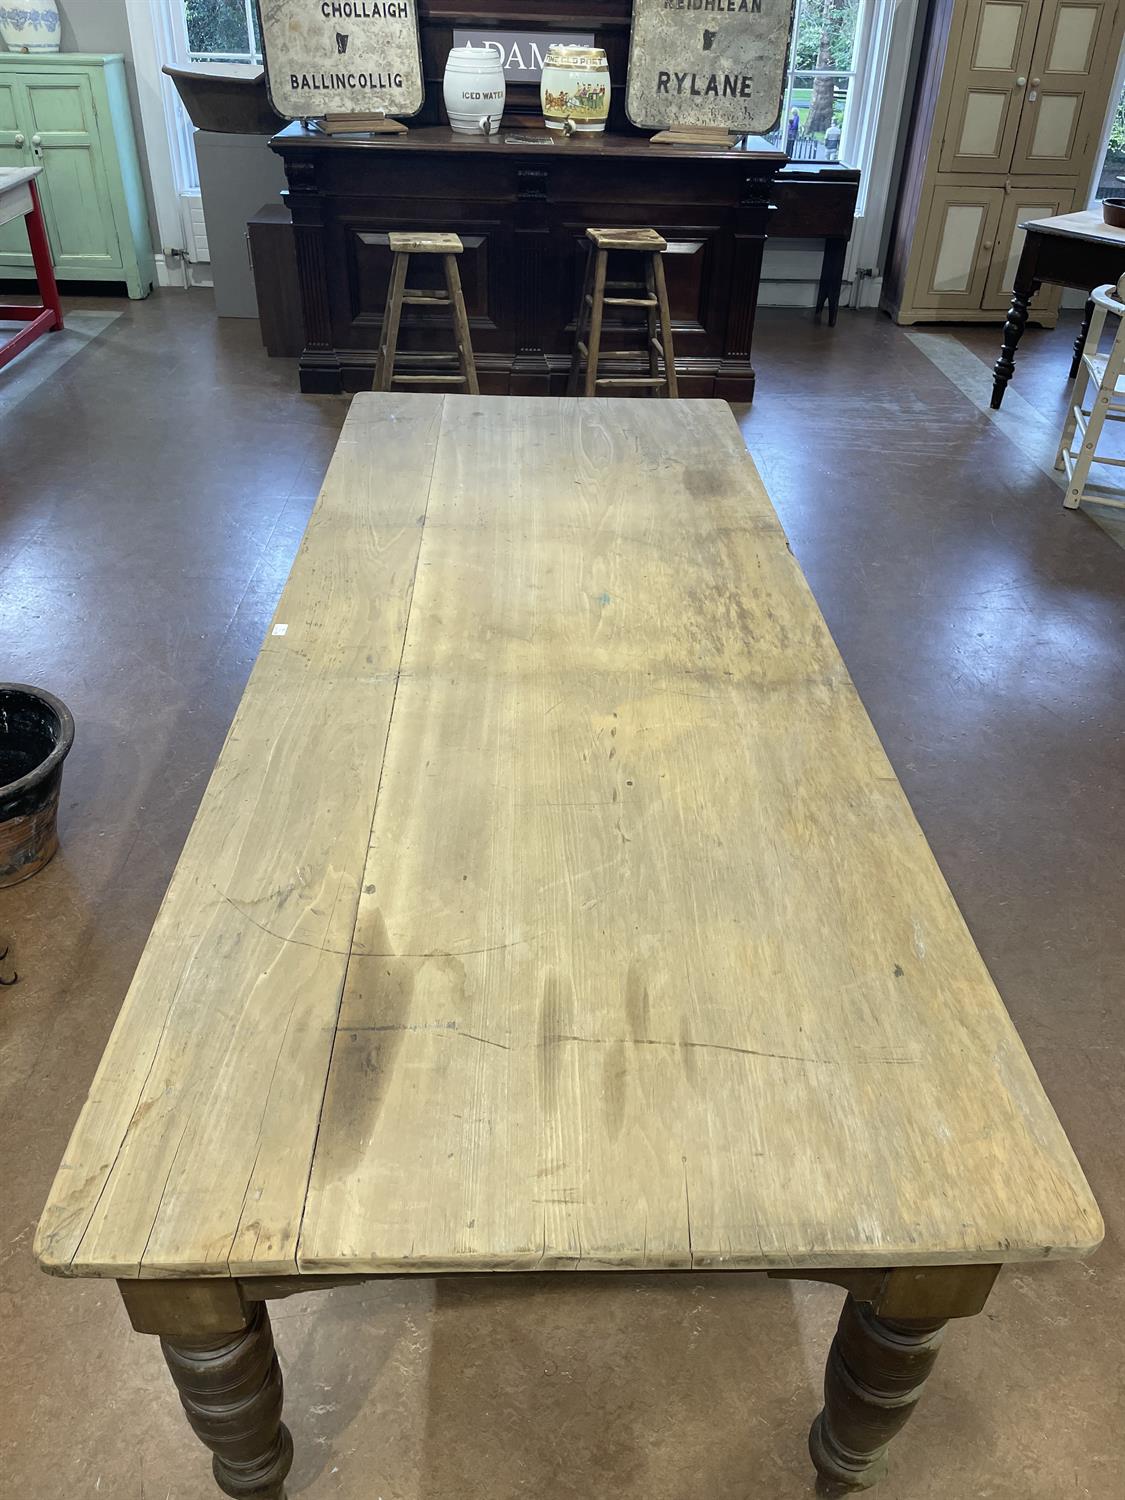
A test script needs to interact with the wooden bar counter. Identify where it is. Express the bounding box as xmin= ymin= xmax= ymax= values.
xmin=271 ymin=123 xmax=786 ymax=397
